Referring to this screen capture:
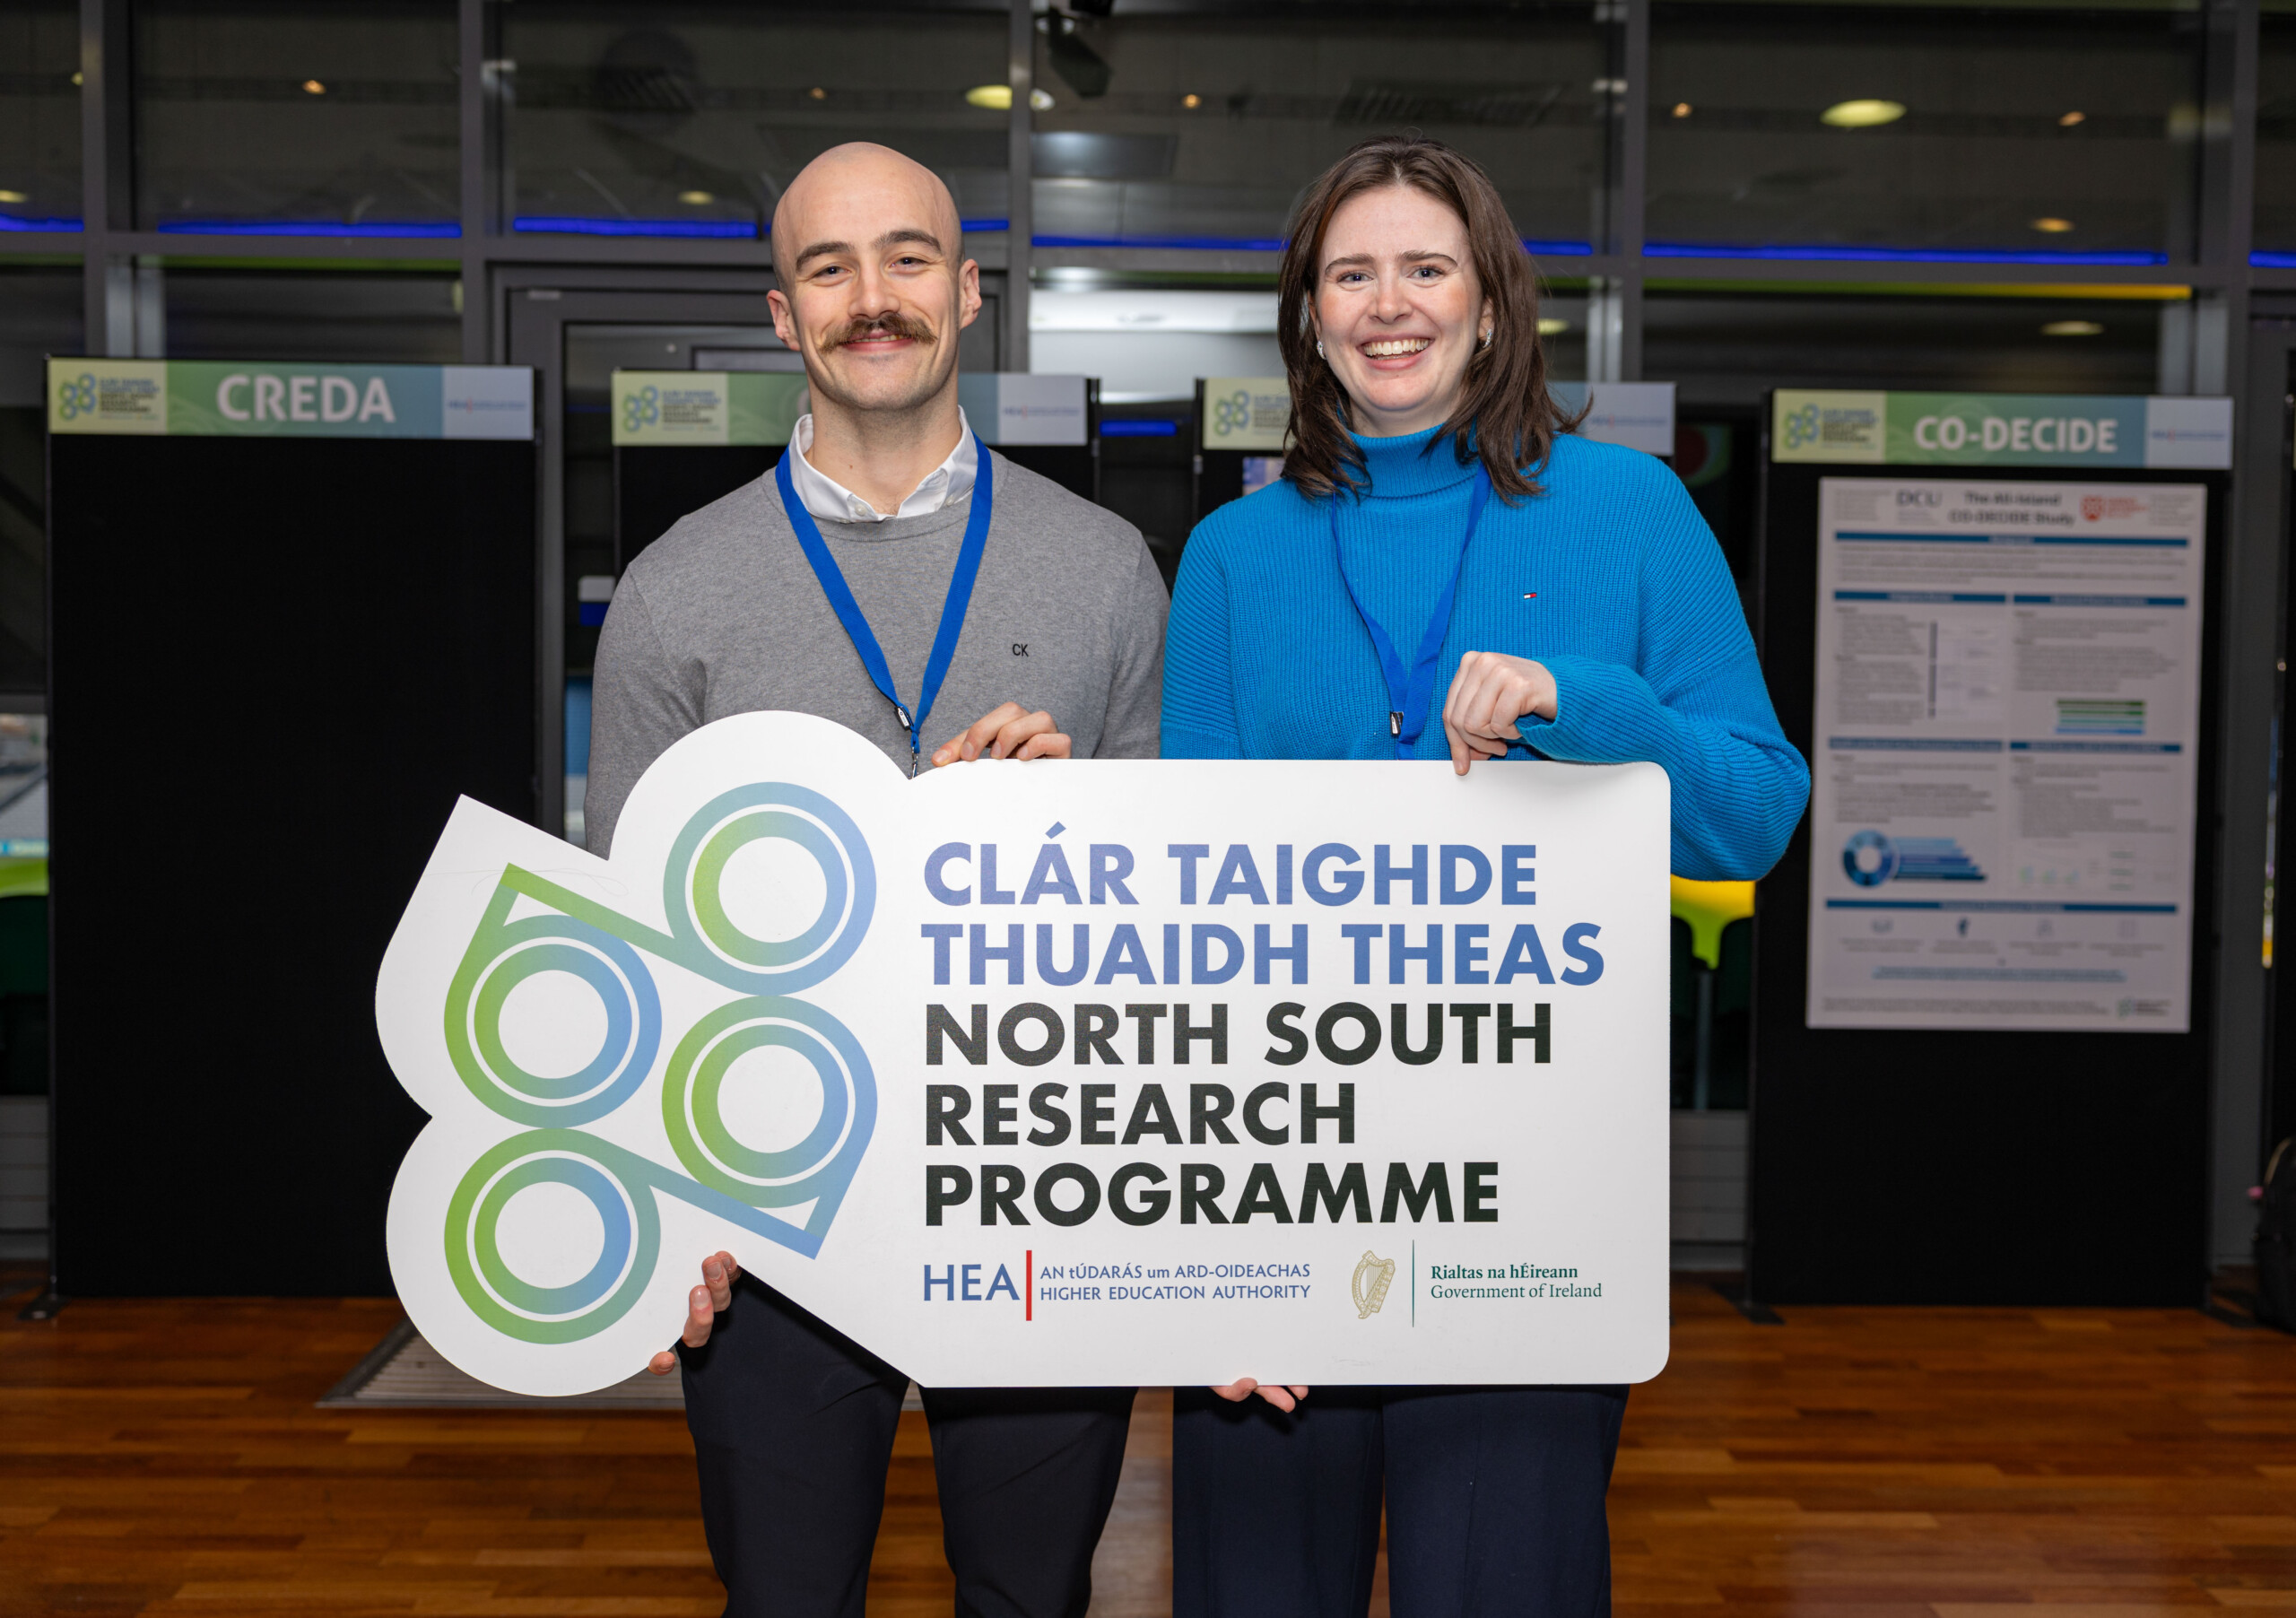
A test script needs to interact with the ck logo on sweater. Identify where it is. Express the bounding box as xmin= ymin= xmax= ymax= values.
xmin=430 ymin=782 xmax=878 ymax=1344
